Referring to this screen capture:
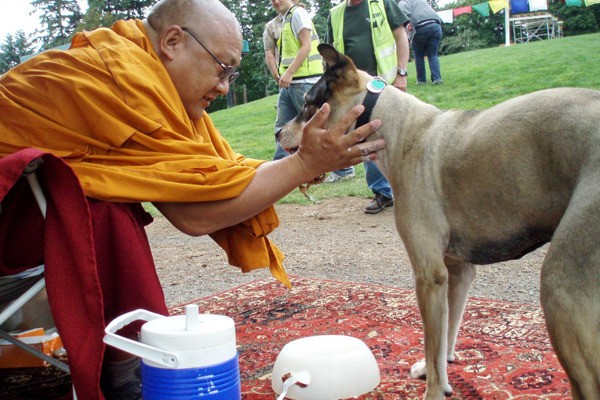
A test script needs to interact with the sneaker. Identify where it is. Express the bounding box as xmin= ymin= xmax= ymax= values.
xmin=323 ymin=171 xmax=356 ymax=183
xmin=364 ymin=194 xmax=394 ymax=214
xmin=415 ymin=81 xmax=427 ymax=85
xmin=433 ymin=80 xmax=444 ymax=85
